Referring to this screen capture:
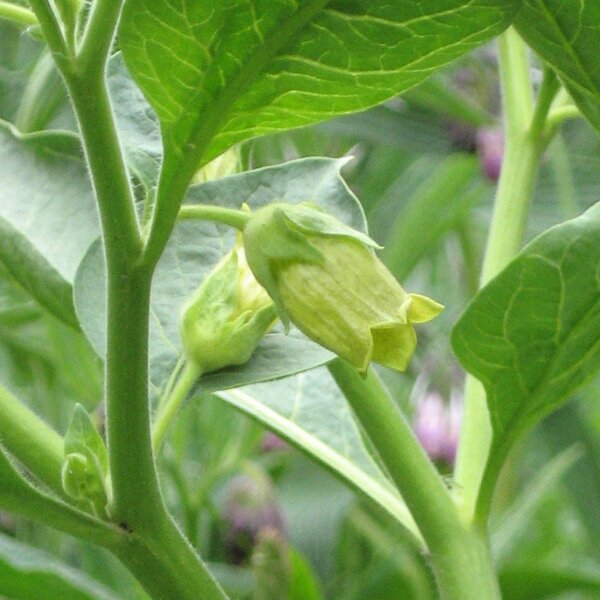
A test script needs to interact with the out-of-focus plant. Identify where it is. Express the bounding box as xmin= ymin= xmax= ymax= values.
xmin=0 ymin=1 xmax=600 ymax=600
